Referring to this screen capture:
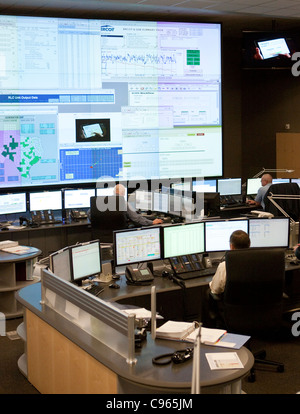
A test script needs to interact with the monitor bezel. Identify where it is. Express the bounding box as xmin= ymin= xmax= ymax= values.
xmin=69 ymin=239 xmax=102 ymax=284
xmin=113 ymin=226 xmax=162 ymax=267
